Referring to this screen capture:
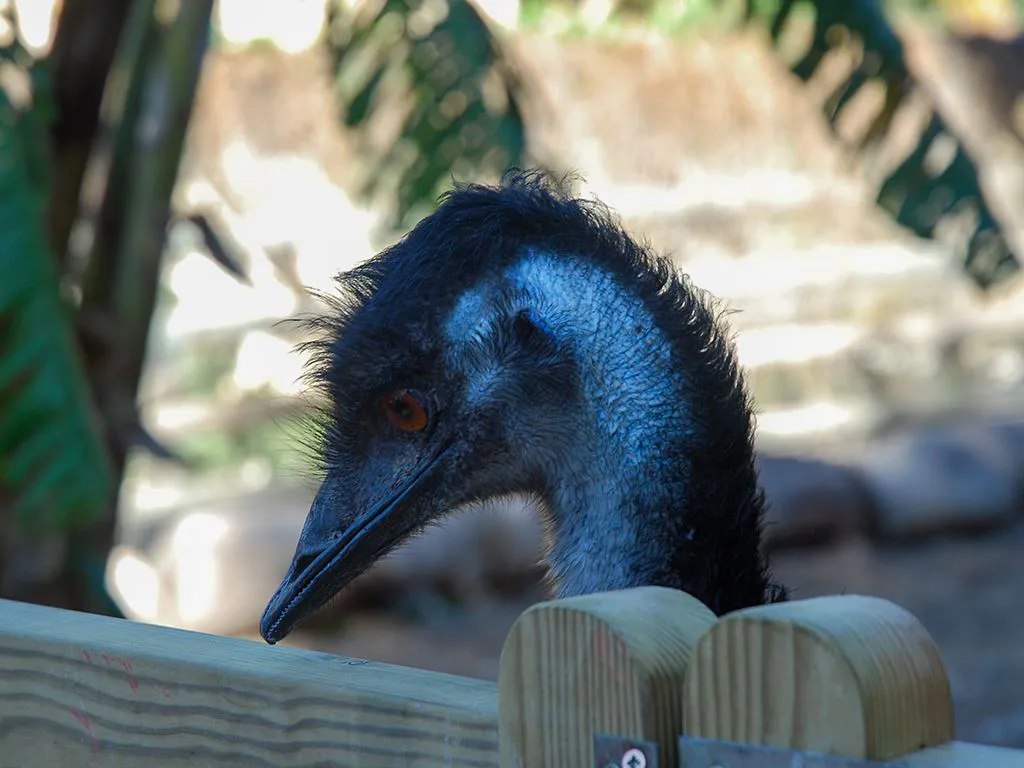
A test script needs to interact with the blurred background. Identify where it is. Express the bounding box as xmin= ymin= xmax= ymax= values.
xmin=3 ymin=0 xmax=1024 ymax=748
